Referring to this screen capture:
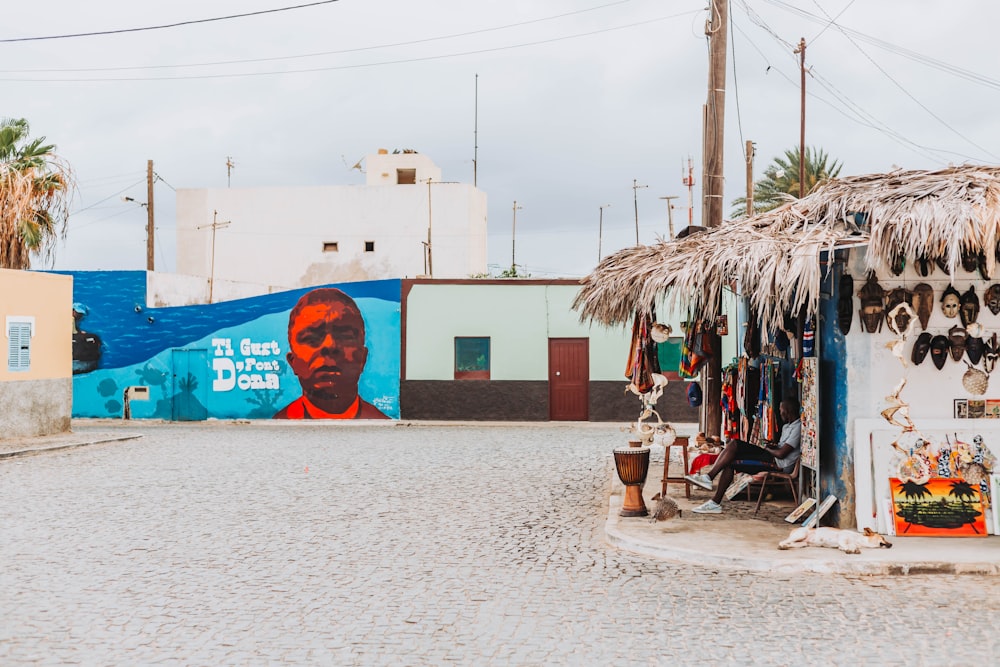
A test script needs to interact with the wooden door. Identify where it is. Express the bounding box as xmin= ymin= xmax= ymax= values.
xmin=548 ymin=338 xmax=589 ymax=421
xmin=171 ymin=348 xmax=209 ymax=421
